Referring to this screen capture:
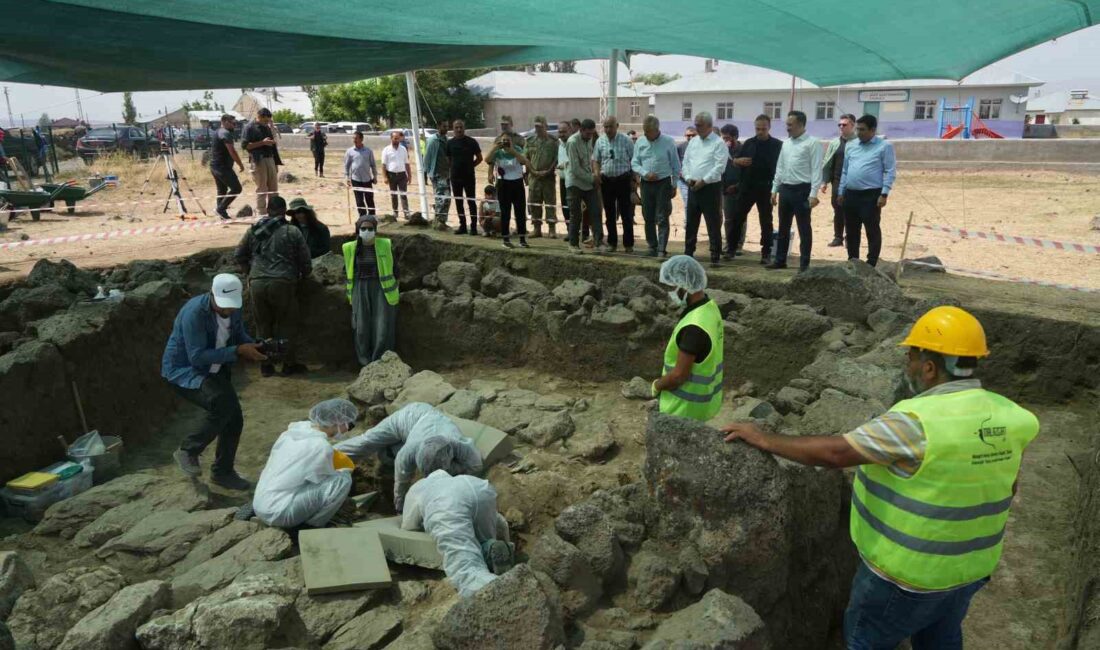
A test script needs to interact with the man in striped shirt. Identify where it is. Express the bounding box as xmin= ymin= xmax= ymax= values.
xmin=593 ymin=116 xmax=636 ymax=253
